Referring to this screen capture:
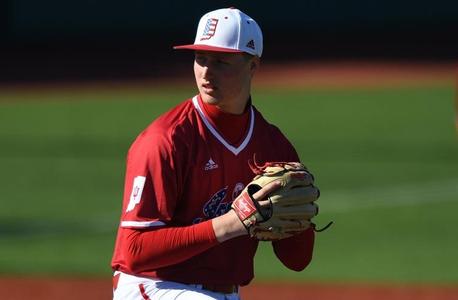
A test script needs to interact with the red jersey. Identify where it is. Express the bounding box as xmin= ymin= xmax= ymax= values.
xmin=111 ymin=95 xmax=314 ymax=285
